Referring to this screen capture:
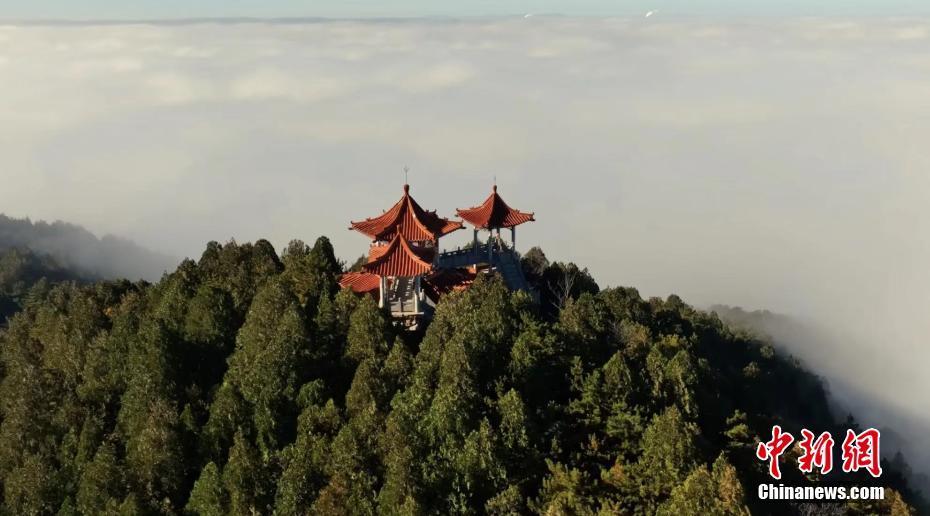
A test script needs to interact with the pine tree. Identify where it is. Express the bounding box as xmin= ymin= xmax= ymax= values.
xmin=225 ymin=278 xmax=313 ymax=454
xmin=223 ymin=431 xmax=271 ymax=515
xmin=186 ymin=462 xmax=228 ymax=516
xmin=76 ymin=441 xmax=125 ymax=515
